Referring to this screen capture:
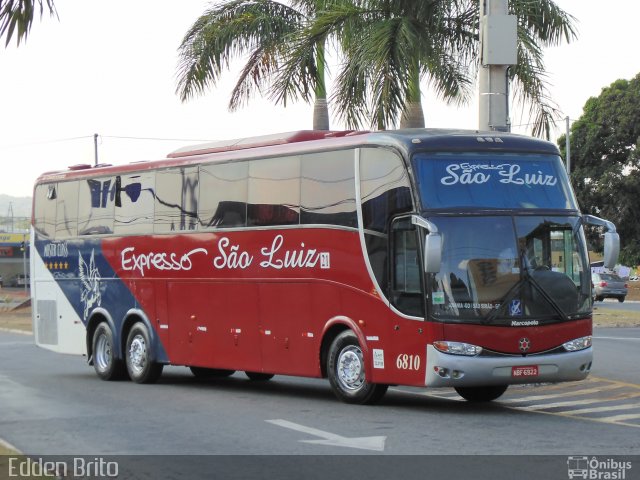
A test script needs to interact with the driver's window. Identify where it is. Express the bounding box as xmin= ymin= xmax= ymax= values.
xmin=391 ymin=218 xmax=424 ymax=317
